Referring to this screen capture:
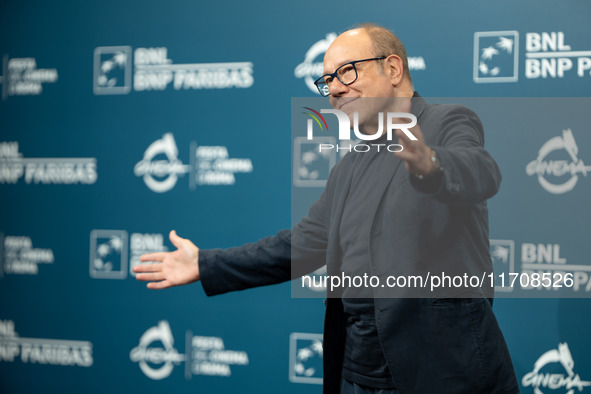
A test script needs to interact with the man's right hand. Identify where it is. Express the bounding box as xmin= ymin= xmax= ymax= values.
xmin=133 ymin=230 xmax=200 ymax=289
